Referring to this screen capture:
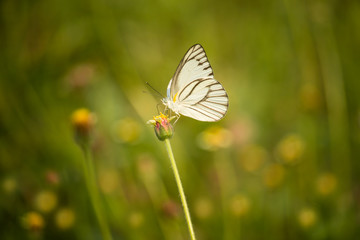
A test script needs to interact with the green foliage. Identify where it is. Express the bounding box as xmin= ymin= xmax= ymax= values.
xmin=1 ymin=0 xmax=359 ymax=239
